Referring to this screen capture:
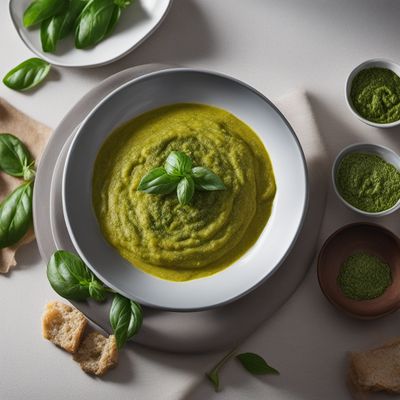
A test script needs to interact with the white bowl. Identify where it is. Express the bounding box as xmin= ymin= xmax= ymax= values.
xmin=62 ymin=68 xmax=308 ymax=311
xmin=345 ymin=58 xmax=400 ymax=128
xmin=332 ymin=143 xmax=400 ymax=217
xmin=8 ymin=0 xmax=172 ymax=68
